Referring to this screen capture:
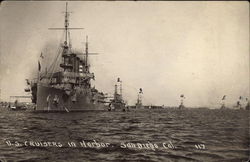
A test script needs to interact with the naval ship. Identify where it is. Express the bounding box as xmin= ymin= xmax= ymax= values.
xmin=135 ymin=88 xmax=144 ymax=109
xmin=108 ymin=78 xmax=127 ymax=111
xmin=178 ymin=94 xmax=185 ymax=109
xmin=25 ymin=3 xmax=107 ymax=112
